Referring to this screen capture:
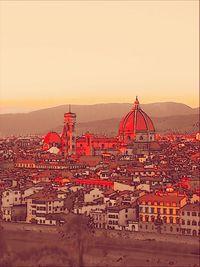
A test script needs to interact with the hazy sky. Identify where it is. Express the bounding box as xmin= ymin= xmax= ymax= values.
xmin=0 ymin=1 xmax=199 ymax=113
